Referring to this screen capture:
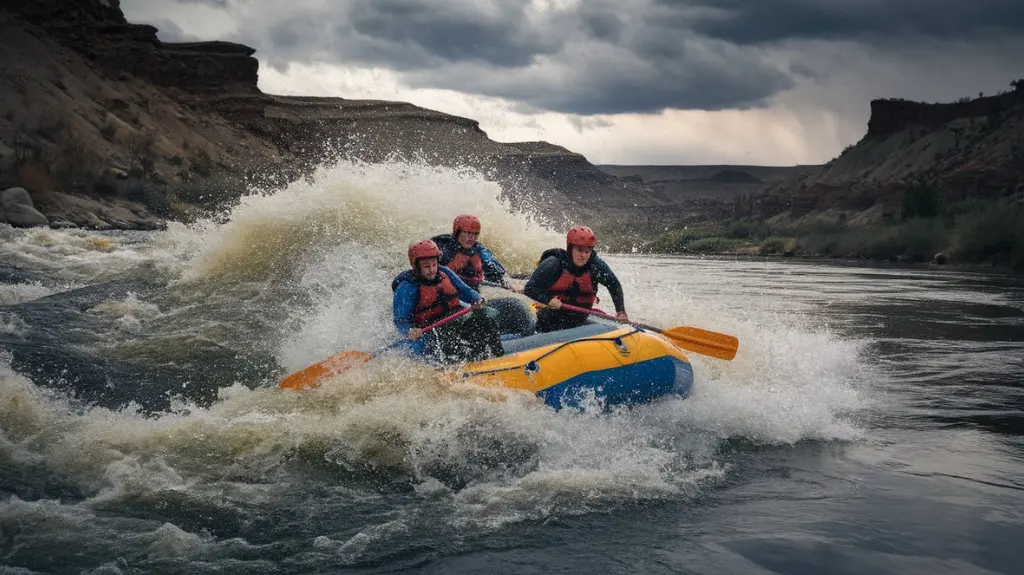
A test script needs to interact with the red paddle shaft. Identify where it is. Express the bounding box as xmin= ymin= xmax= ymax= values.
xmin=420 ymin=305 xmax=474 ymax=332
